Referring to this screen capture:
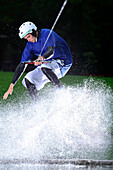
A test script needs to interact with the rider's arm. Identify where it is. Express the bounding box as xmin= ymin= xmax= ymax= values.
xmin=12 ymin=62 xmax=27 ymax=84
xmin=42 ymin=46 xmax=54 ymax=59
xmin=3 ymin=62 xmax=27 ymax=100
